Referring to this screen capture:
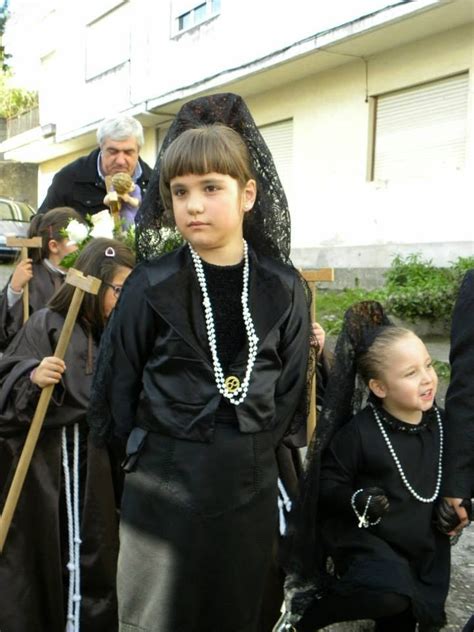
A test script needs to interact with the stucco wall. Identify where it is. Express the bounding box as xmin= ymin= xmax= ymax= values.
xmin=242 ymin=23 xmax=474 ymax=265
